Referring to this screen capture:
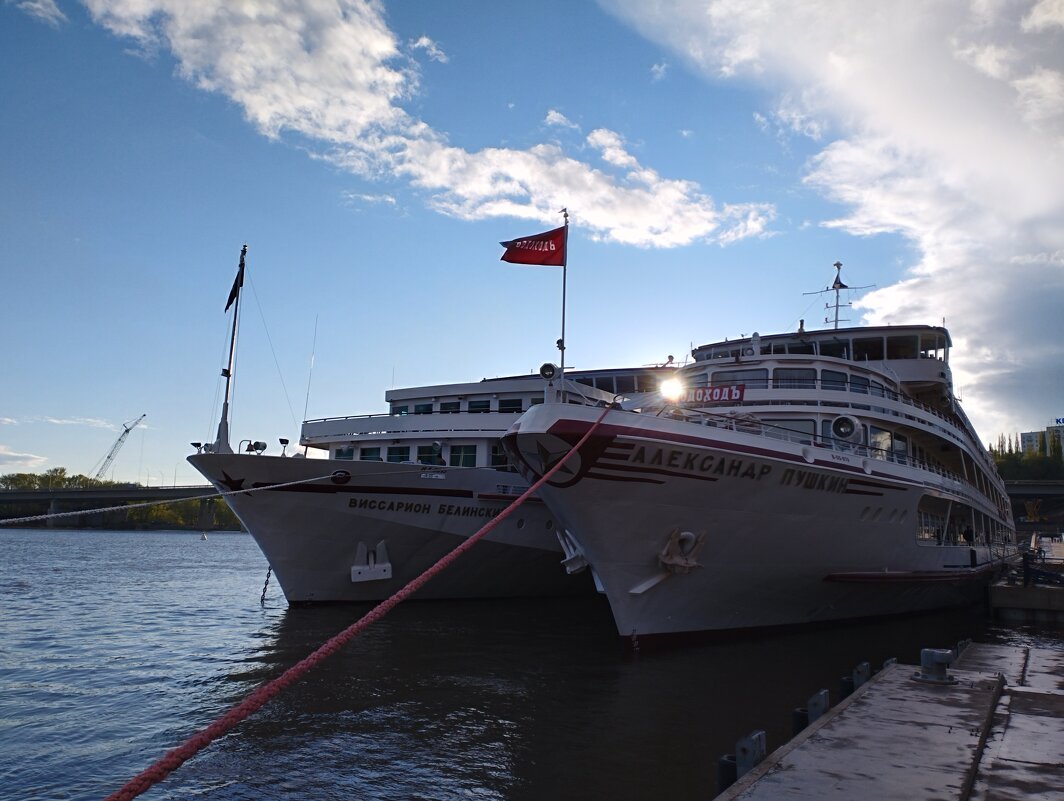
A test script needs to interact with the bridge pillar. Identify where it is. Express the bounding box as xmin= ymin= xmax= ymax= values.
xmin=47 ymin=498 xmax=59 ymax=529
xmin=198 ymin=498 xmax=214 ymax=531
